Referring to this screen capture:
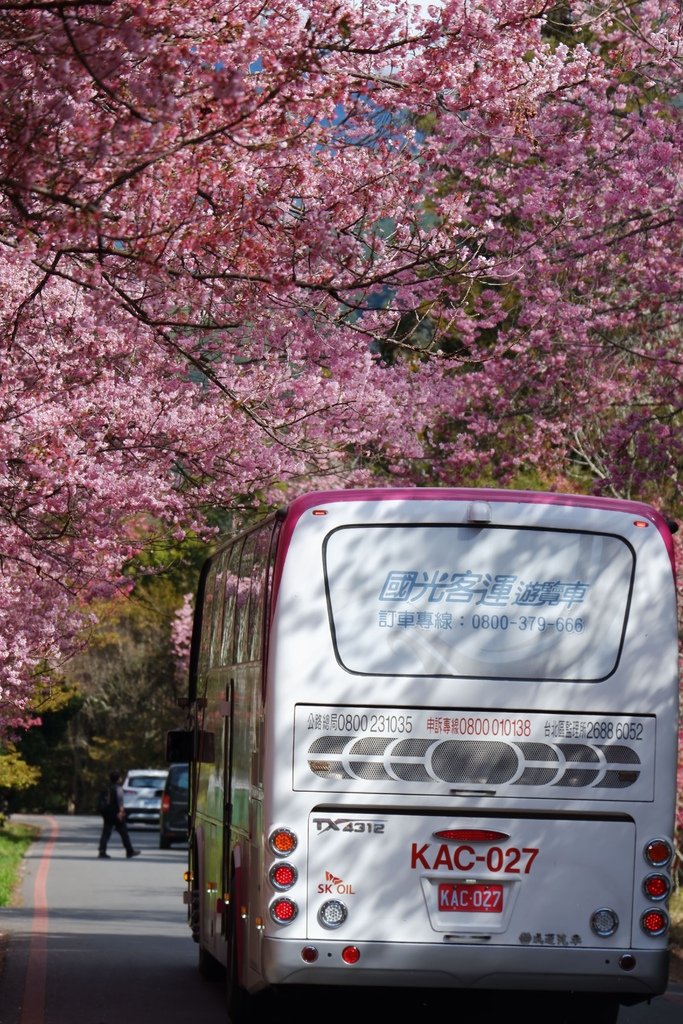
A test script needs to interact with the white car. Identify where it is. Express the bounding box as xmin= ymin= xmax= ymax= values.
xmin=122 ymin=768 xmax=168 ymax=826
